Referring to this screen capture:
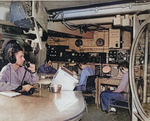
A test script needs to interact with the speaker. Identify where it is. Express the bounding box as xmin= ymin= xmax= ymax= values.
xmin=75 ymin=39 xmax=83 ymax=47
xmin=96 ymin=38 xmax=105 ymax=46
